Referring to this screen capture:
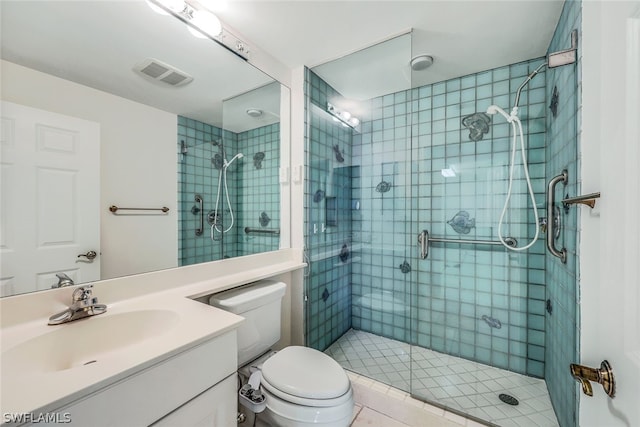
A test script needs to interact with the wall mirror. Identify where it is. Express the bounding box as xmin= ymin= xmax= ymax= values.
xmin=0 ymin=0 xmax=287 ymax=297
